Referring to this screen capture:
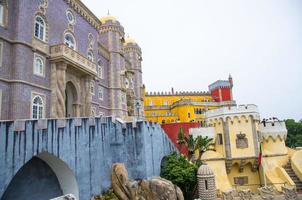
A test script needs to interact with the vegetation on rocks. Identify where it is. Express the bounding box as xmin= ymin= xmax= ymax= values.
xmin=160 ymin=152 xmax=199 ymax=200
